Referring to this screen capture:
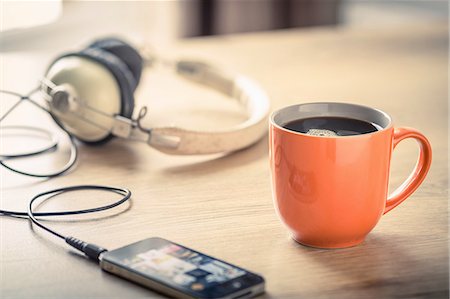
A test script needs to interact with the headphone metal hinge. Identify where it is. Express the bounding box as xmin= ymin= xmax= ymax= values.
xmin=112 ymin=116 xmax=133 ymax=138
